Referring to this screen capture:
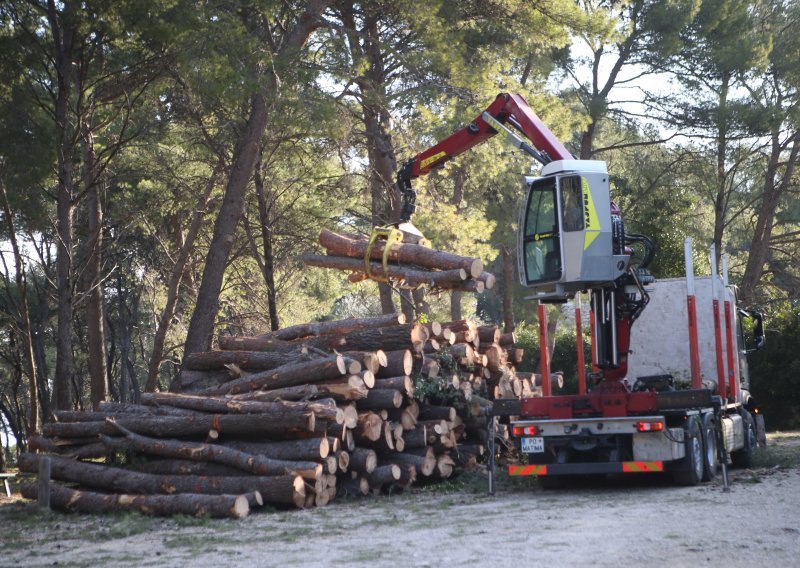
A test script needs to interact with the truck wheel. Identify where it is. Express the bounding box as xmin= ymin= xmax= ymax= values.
xmin=672 ymin=416 xmax=704 ymax=486
xmin=701 ymin=414 xmax=718 ymax=481
xmin=731 ymin=410 xmax=756 ymax=467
